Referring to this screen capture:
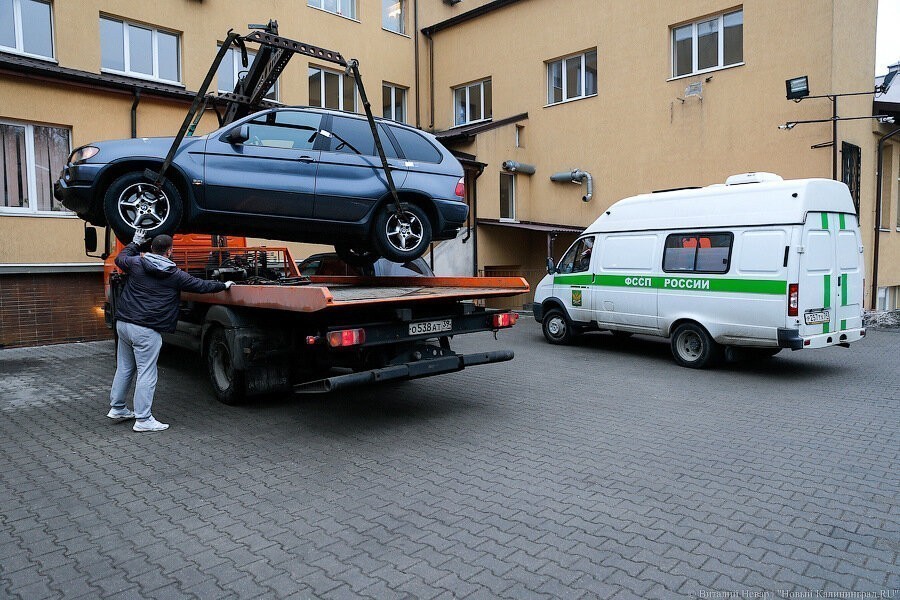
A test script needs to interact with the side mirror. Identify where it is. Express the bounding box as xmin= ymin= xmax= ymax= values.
xmin=546 ymin=257 xmax=556 ymax=274
xmin=84 ymin=225 xmax=98 ymax=255
xmin=225 ymin=125 xmax=250 ymax=145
